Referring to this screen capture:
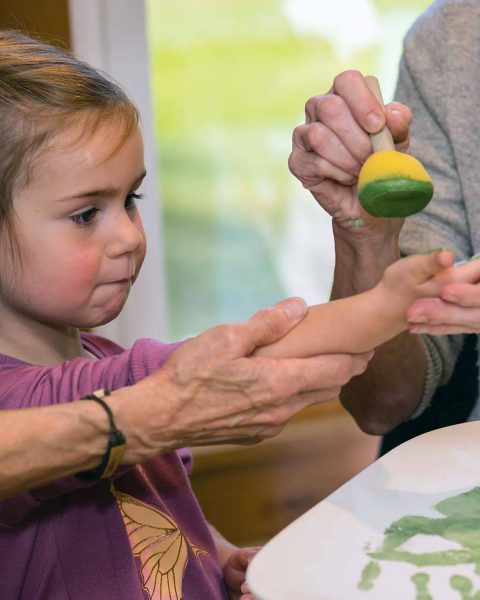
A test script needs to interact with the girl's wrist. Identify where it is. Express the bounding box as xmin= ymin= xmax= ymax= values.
xmin=372 ymin=279 xmax=411 ymax=334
